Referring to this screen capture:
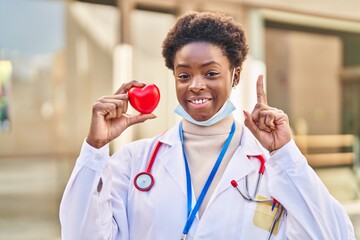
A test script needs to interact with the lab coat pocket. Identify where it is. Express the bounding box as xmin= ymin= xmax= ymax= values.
xmin=252 ymin=196 xmax=282 ymax=236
